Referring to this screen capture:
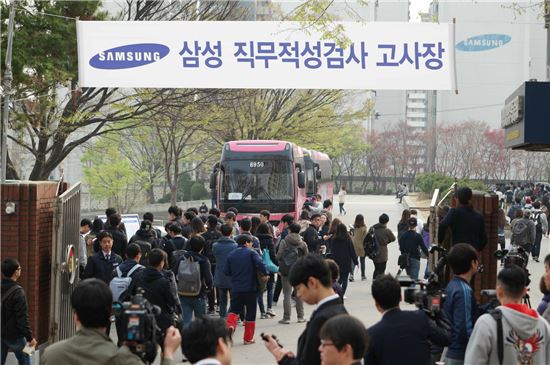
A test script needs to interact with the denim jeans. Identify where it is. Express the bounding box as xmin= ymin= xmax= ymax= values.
xmin=407 ymin=258 xmax=420 ymax=281
xmin=532 ymin=231 xmax=543 ymax=258
xmin=218 ymin=288 xmax=230 ymax=318
xmin=257 ymin=276 xmax=274 ymax=313
xmin=1 ymin=337 xmax=30 ymax=365
xmin=180 ymin=295 xmax=206 ymax=327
